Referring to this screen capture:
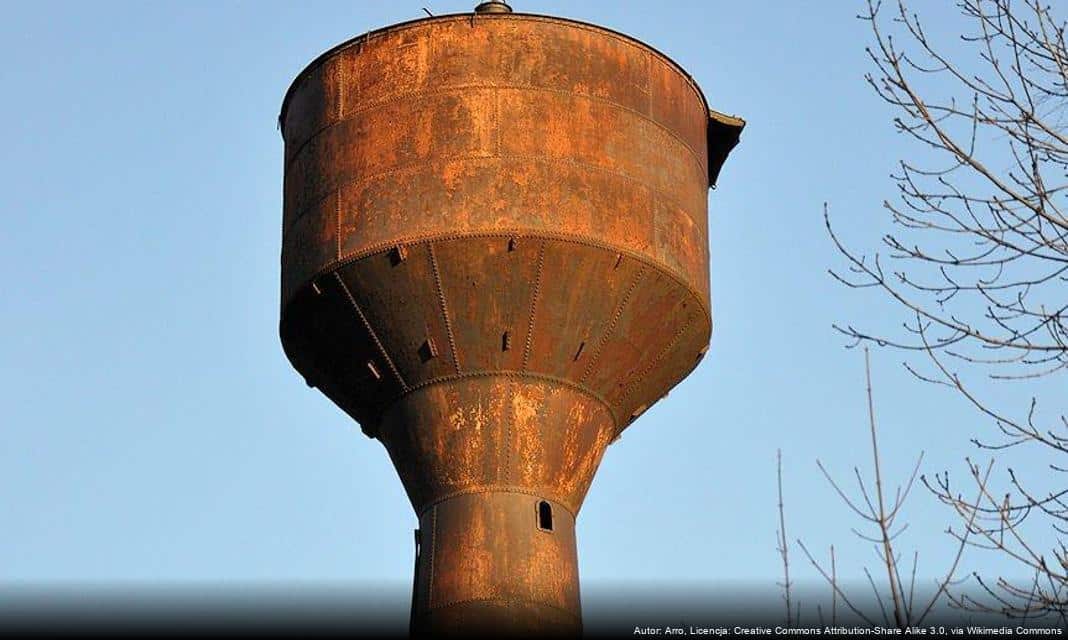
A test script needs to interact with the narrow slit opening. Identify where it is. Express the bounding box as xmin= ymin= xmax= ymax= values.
xmin=574 ymin=341 xmax=585 ymax=361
